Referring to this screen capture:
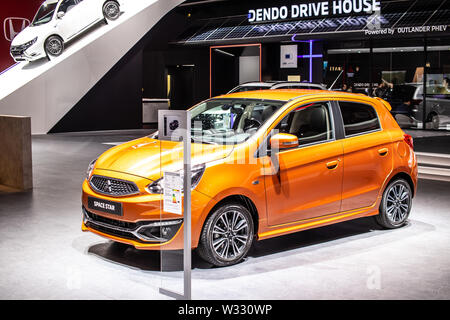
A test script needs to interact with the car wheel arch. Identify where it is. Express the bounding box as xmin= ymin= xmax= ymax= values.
xmin=383 ymin=171 xmax=416 ymax=198
xmin=200 ymin=194 xmax=260 ymax=238
xmin=103 ymin=0 xmax=120 ymax=6
xmin=45 ymin=34 xmax=64 ymax=49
